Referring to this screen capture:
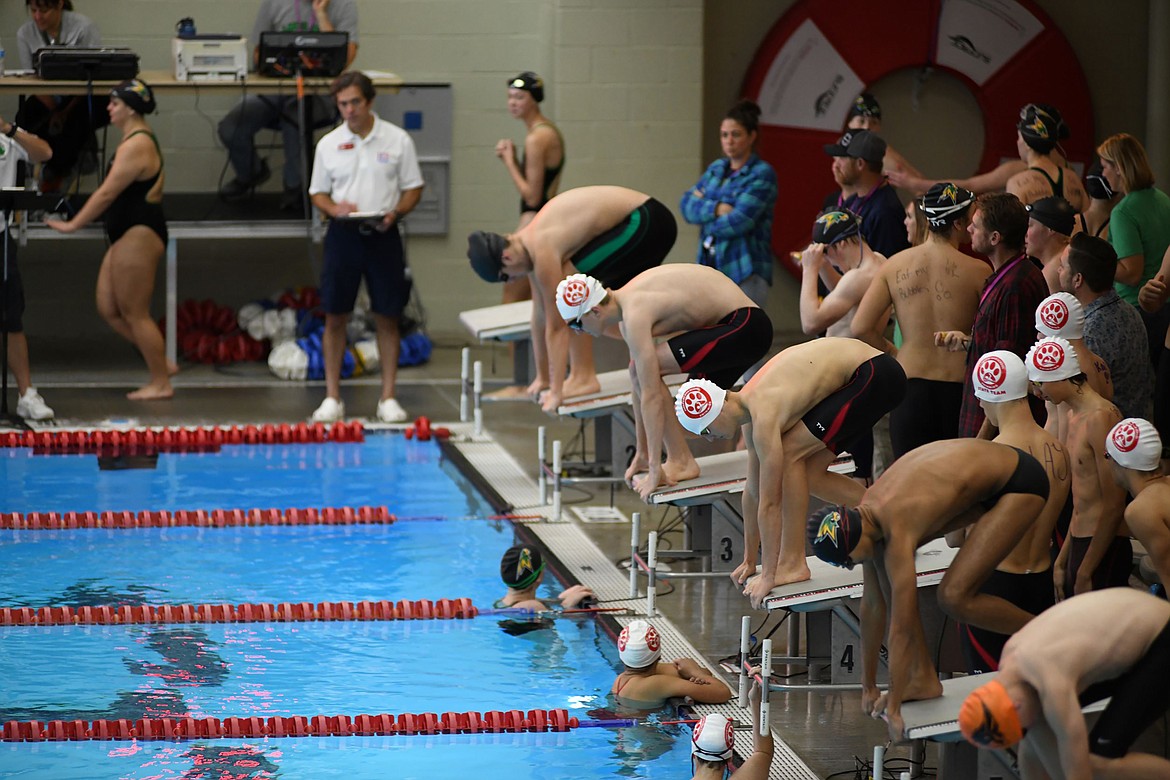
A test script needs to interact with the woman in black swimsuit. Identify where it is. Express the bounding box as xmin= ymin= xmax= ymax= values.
xmin=46 ymin=78 xmax=172 ymax=400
